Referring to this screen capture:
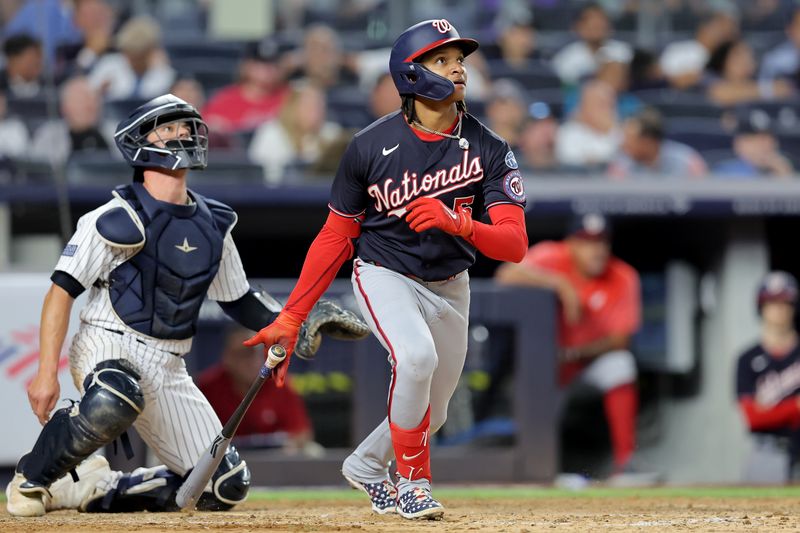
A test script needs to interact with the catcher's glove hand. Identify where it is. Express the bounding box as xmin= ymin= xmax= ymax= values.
xmin=295 ymin=299 xmax=370 ymax=360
